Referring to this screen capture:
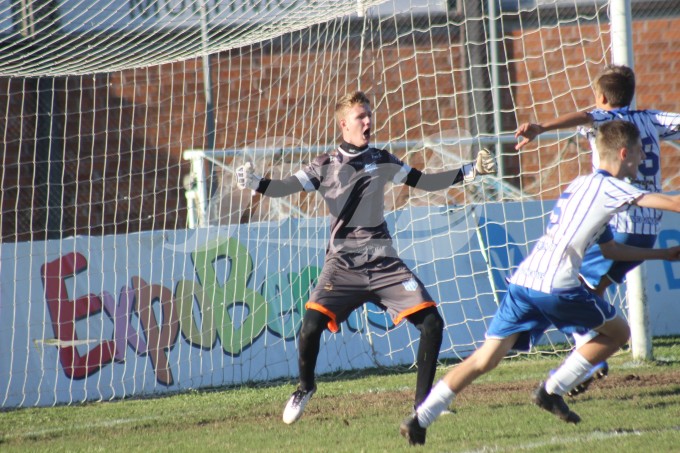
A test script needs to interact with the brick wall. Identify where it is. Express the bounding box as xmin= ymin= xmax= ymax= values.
xmin=510 ymin=17 xmax=680 ymax=199
xmin=2 ymin=16 xmax=679 ymax=242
